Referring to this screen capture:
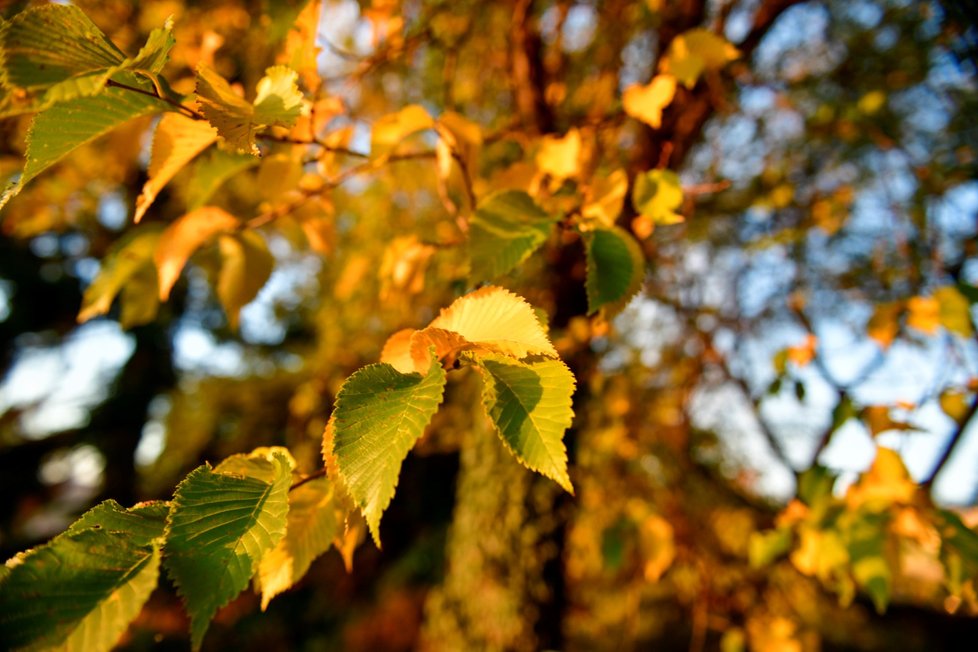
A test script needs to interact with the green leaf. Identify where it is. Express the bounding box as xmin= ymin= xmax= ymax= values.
xmin=331 ymin=355 xmax=448 ymax=545
xmin=937 ymin=509 xmax=978 ymax=596
xmin=844 ymin=512 xmax=890 ymax=613
xmin=164 ymin=452 xmax=291 ymax=650
xmin=1 ymin=73 xmax=171 ymax=210
xmin=185 ymin=147 xmax=260 ymax=209
xmin=258 ymin=476 xmax=342 ymax=609
xmin=0 ymin=5 xmax=124 ymax=91
xmin=195 ymin=64 xmax=304 ymax=155
xmin=78 ymin=228 xmax=162 ymax=327
xmin=66 ymin=499 xmax=169 ymax=547
xmin=473 ymin=353 xmax=575 ymax=492
xmin=468 ymin=190 xmax=557 ymax=282
xmin=584 ymin=226 xmax=645 ymax=314
xmin=0 ymin=501 xmax=165 ymax=652
xmin=1 ymin=8 xmax=175 ymax=111
xmin=217 ymin=231 xmax=275 ymax=330
xmin=797 ymin=465 xmax=837 ymax=512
